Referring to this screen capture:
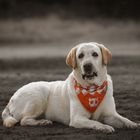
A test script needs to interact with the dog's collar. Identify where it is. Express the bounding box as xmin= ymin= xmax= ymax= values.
xmin=73 ymin=78 xmax=108 ymax=112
